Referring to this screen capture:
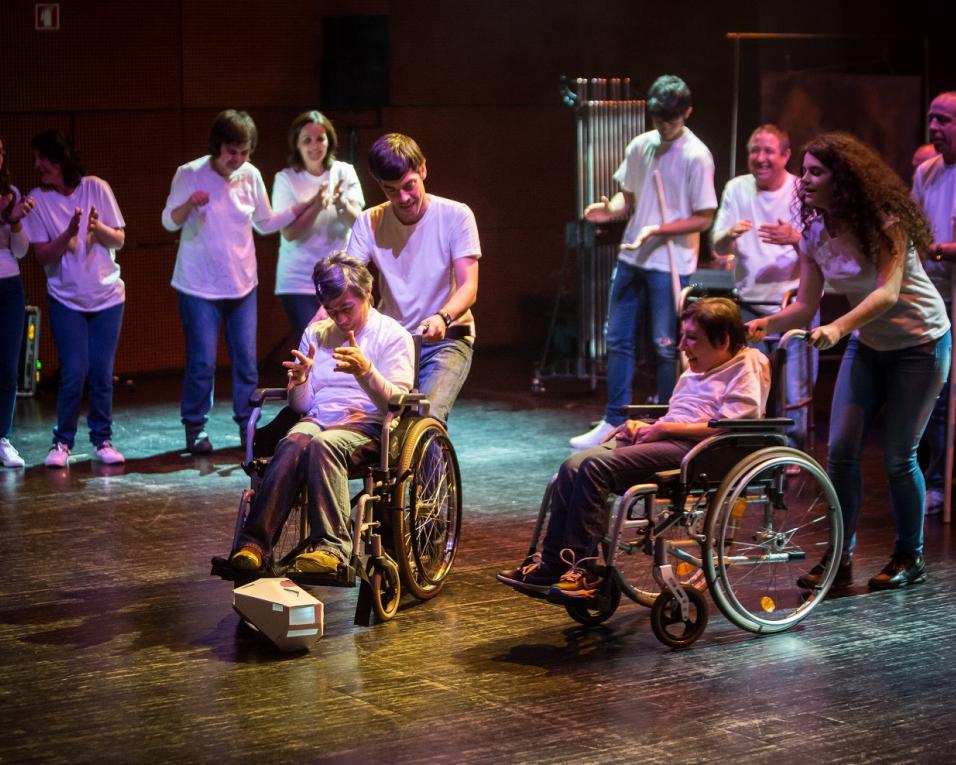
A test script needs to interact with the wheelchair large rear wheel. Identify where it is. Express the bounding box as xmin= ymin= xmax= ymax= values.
xmin=607 ymin=499 xmax=706 ymax=608
xmin=703 ymin=447 xmax=843 ymax=634
xmin=393 ymin=417 xmax=462 ymax=601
